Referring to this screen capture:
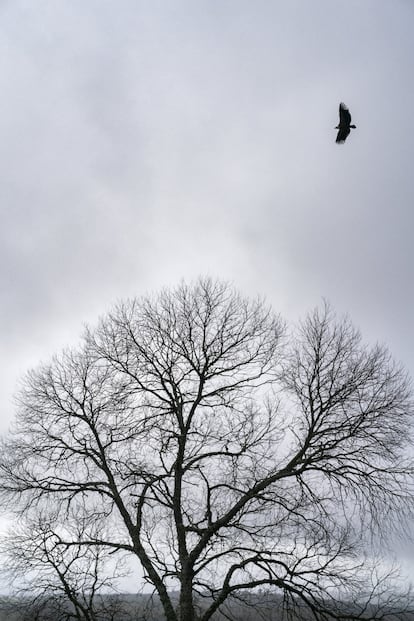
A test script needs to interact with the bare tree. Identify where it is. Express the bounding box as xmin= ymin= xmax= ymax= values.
xmin=0 ymin=509 xmax=132 ymax=621
xmin=0 ymin=279 xmax=413 ymax=621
